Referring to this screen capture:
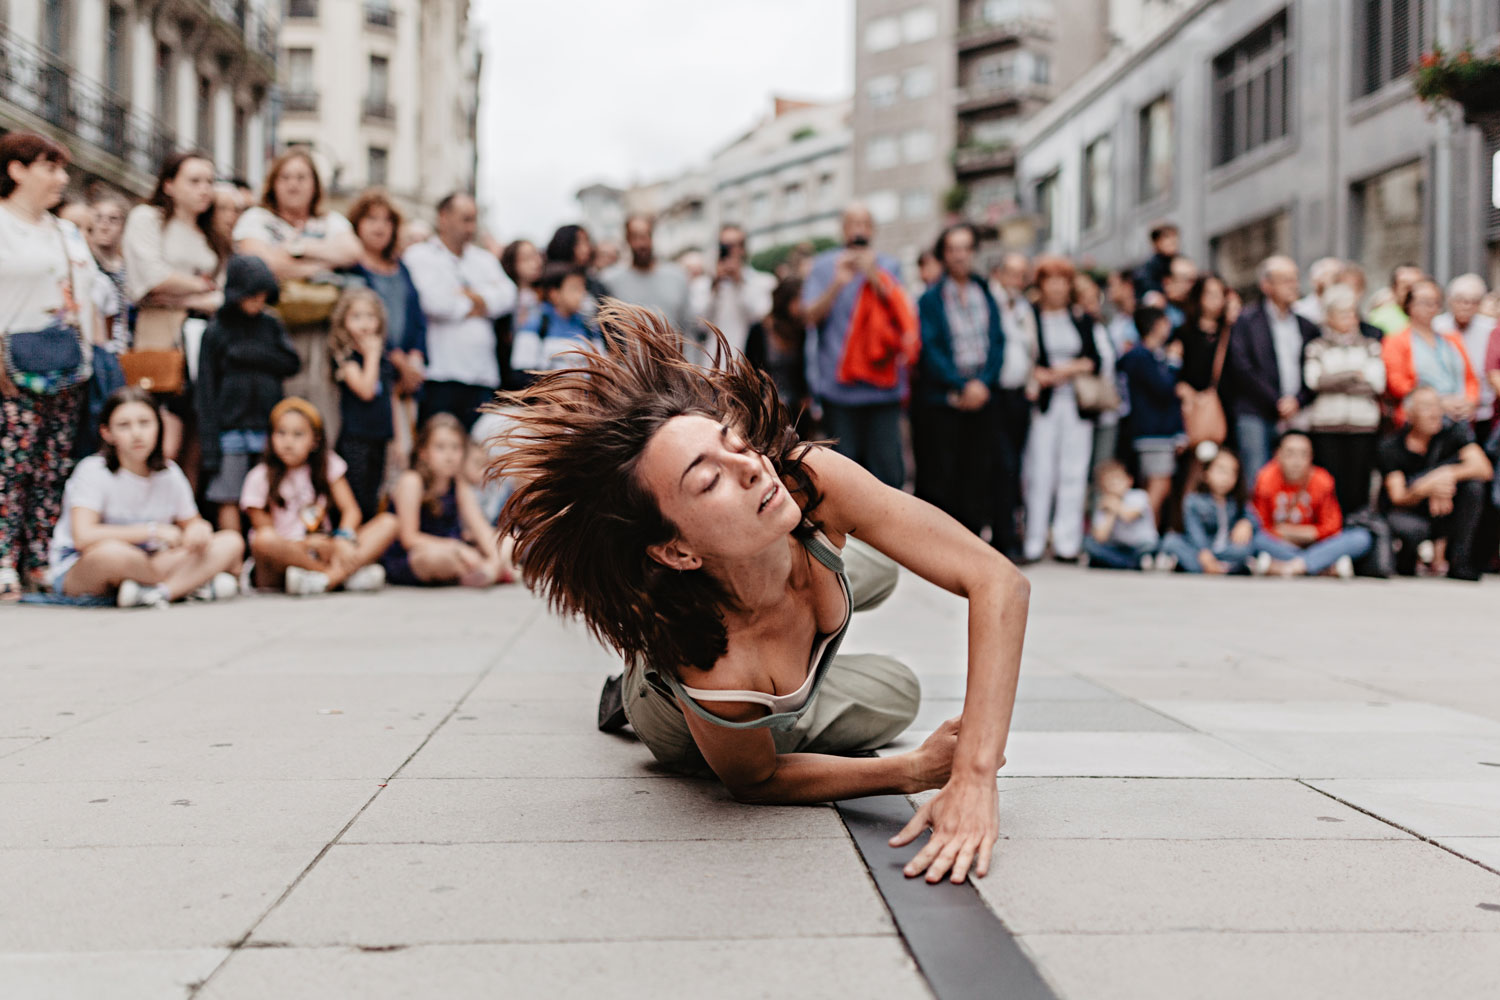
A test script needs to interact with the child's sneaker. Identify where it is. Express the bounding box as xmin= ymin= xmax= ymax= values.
xmin=1249 ymin=552 xmax=1273 ymax=577
xmin=117 ymin=580 xmax=170 ymax=609
xmin=1416 ymin=539 xmax=1436 ymax=565
xmin=1332 ymin=555 xmax=1355 ymax=580
xmin=284 ymin=566 xmax=330 ymax=596
xmin=343 ymin=563 xmax=386 ymax=593
xmin=190 ymin=572 xmax=239 ymax=601
xmin=1153 ymin=552 xmax=1178 ymax=572
xmin=238 ymin=556 xmax=256 ymax=594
